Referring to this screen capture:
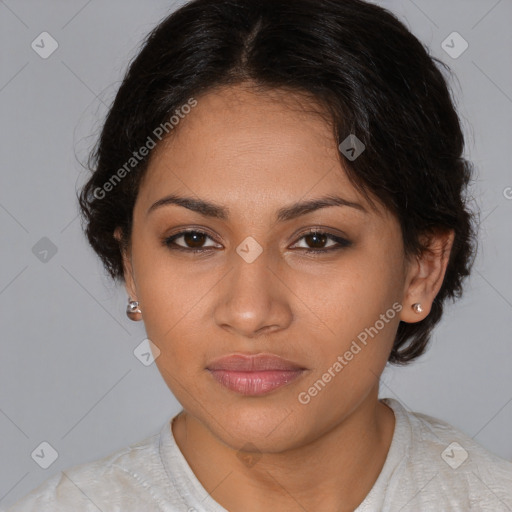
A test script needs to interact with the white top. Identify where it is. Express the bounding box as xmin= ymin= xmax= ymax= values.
xmin=2 ymin=398 xmax=512 ymax=511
